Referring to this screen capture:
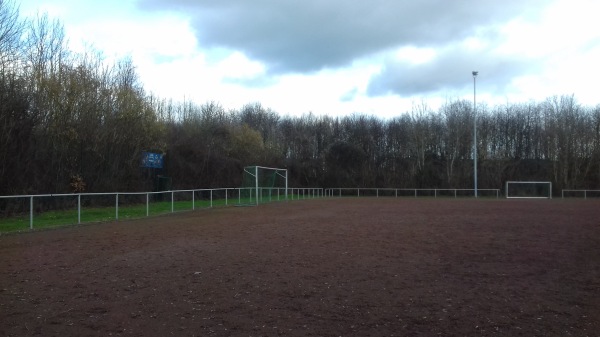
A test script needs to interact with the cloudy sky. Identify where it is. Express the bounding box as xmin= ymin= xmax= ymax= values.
xmin=18 ymin=0 xmax=600 ymax=117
